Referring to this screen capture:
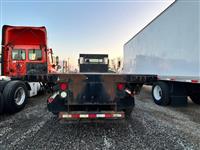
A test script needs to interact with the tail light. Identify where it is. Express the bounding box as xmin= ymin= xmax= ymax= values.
xmin=117 ymin=83 xmax=125 ymax=91
xmin=59 ymin=82 xmax=68 ymax=91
